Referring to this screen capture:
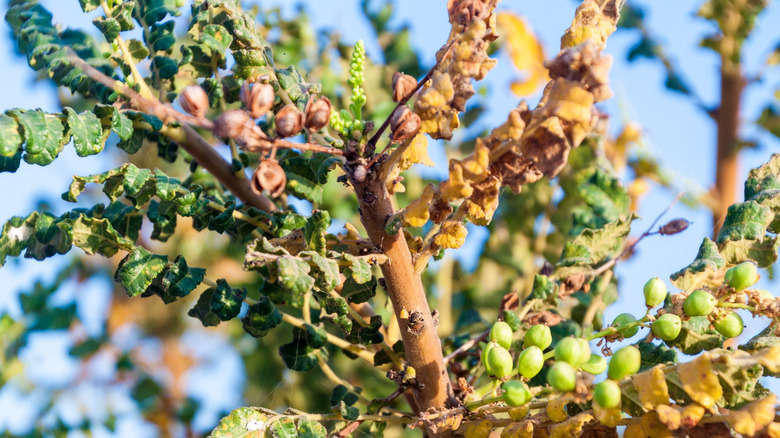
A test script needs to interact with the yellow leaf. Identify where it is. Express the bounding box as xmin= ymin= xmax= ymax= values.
xmin=541 ymin=79 xmax=594 ymax=126
xmin=404 ymin=184 xmax=435 ymax=228
xmin=434 ymin=220 xmax=468 ymax=249
xmin=561 ymin=0 xmax=621 ymax=51
xmin=398 ymin=134 xmax=434 ymax=172
xmin=632 ymin=365 xmax=669 ymax=410
xmin=441 ymin=161 xmax=474 ymax=201
xmin=592 ymin=402 xmax=622 ymax=427
xmin=655 ymin=404 xmax=683 ymax=430
xmin=464 ymin=419 xmax=493 ymax=438
xmin=501 ymin=420 xmax=534 ymax=438
xmin=549 ymin=413 xmax=593 ymax=438
xmin=623 ymin=423 xmax=645 ymax=438
xmin=678 ymin=353 xmax=722 ymax=409
xmin=460 ymin=140 xmax=491 ymax=183
xmin=547 ymin=394 xmax=575 ymax=423
xmin=681 ymin=404 xmax=706 ymax=429
xmin=496 ymin=13 xmax=548 ymax=97
xmin=638 ymin=411 xmax=675 ymax=438
xmin=464 ymin=176 xmax=500 ymax=226
xmin=726 ymin=345 xmax=780 ymax=374
xmin=727 ymin=394 xmax=777 ymax=436
xmin=766 ymin=422 xmax=780 ymax=438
